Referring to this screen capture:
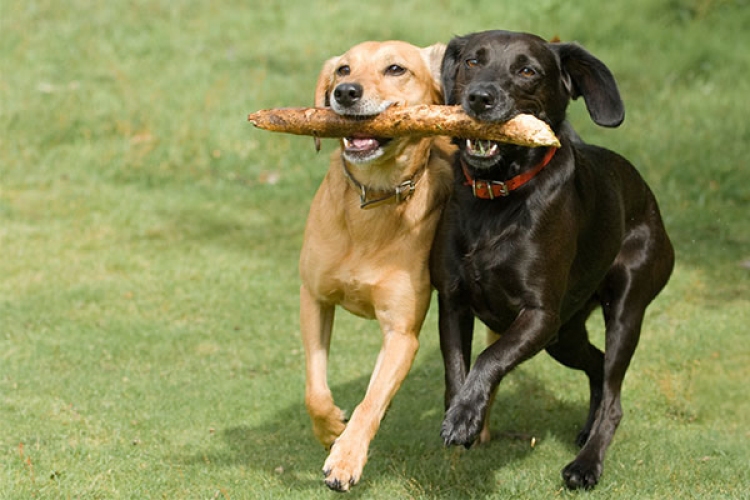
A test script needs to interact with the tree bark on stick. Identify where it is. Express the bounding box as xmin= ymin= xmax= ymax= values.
xmin=247 ymin=105 xmax=560 ymax=148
